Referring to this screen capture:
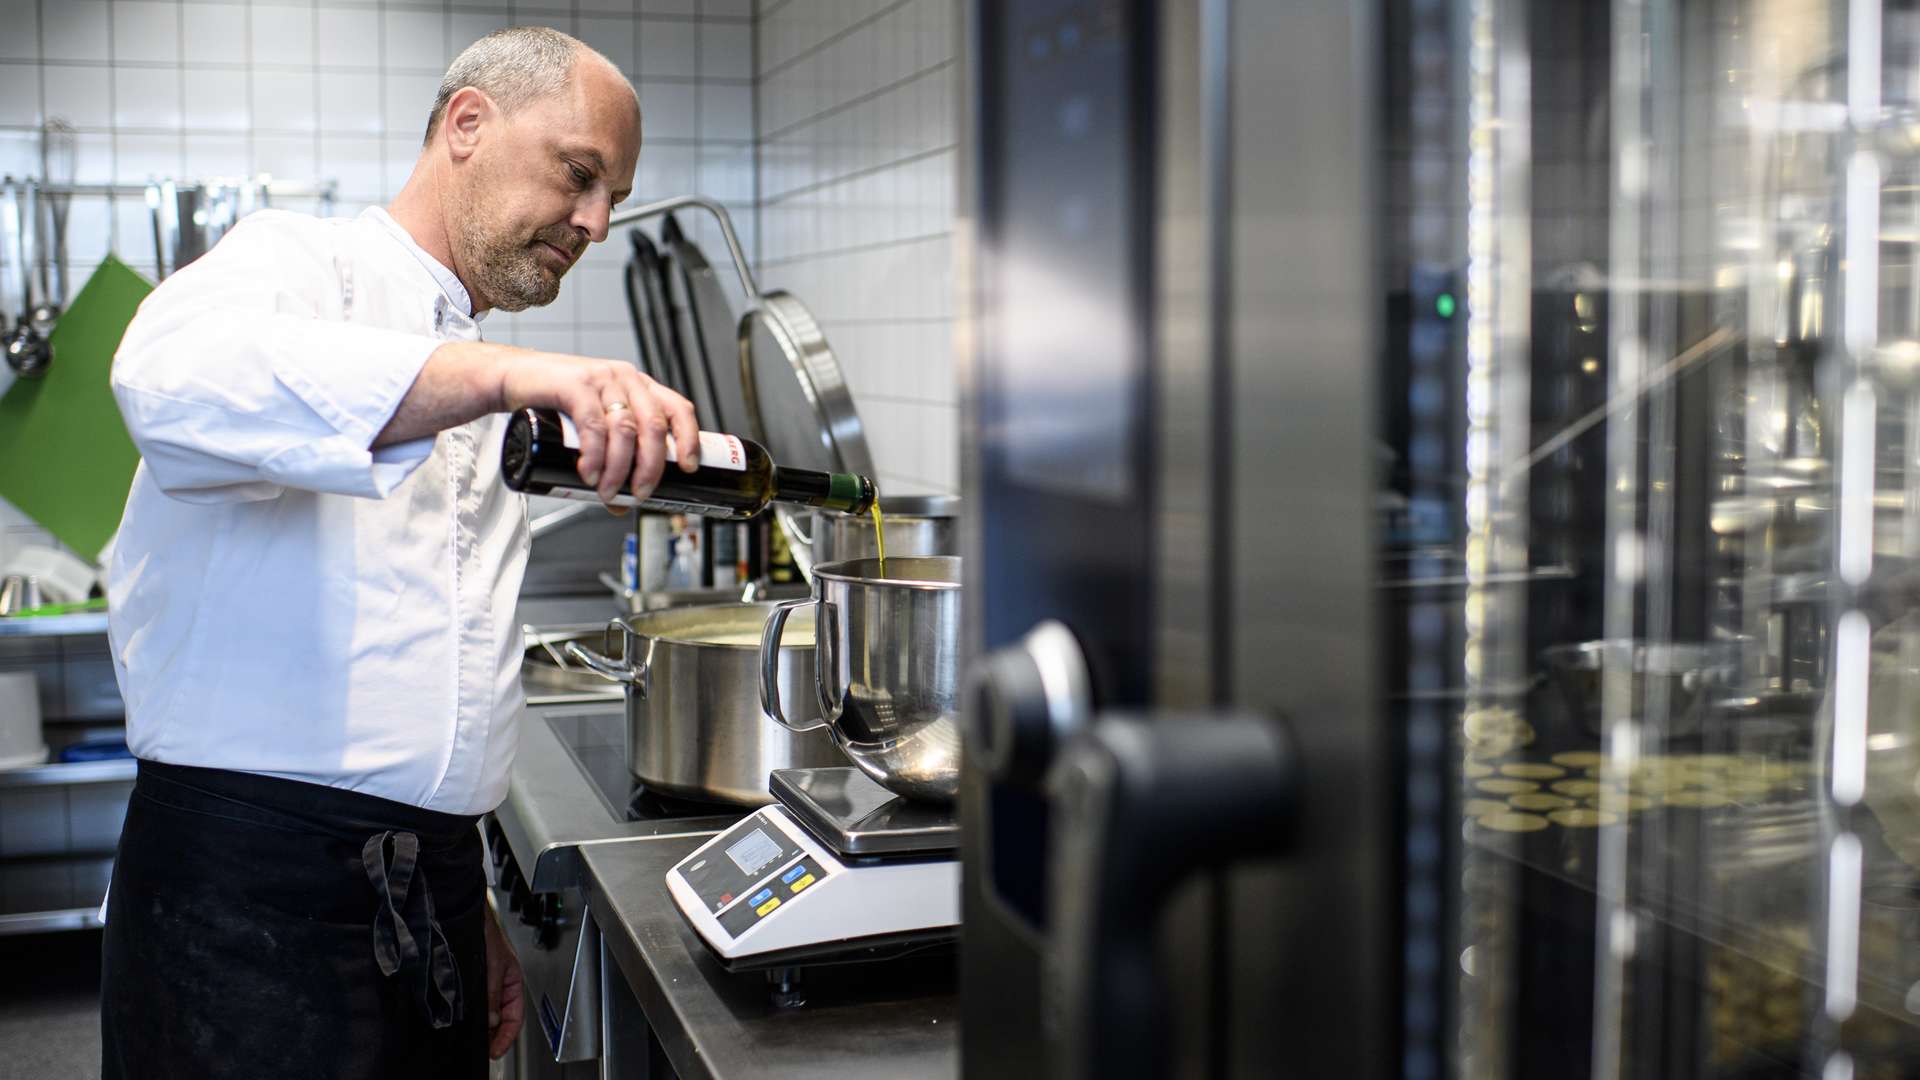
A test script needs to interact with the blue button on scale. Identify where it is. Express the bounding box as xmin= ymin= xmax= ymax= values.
xmin=748 ymin=888 xmax=773 ymax=907
xmin=781 ymin=863 xmax=808 ymax=884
